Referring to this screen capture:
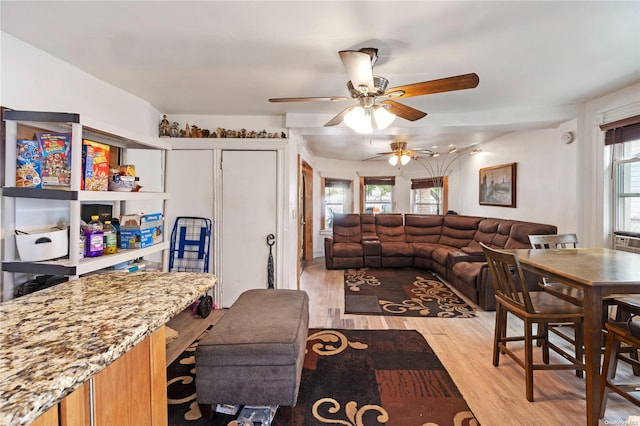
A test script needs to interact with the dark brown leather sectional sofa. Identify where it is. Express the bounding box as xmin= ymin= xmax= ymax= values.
xmin=324 ymin=213 xmax=557 ymax=311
